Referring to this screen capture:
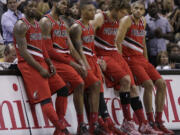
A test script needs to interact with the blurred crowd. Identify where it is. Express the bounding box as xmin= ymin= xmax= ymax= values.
xmin=0 ymin=0 xmax=179 ymax=70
